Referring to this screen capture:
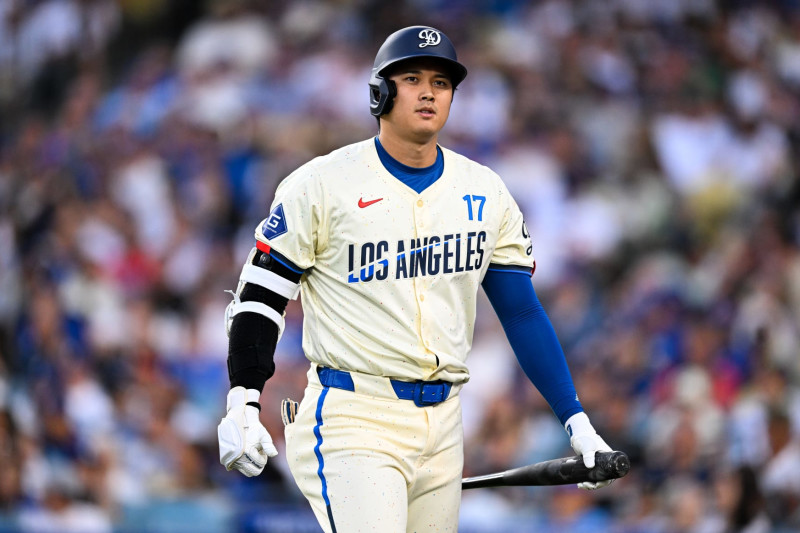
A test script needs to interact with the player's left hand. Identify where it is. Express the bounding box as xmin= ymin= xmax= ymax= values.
xmin=565 ymin=412 xmax=614 ymax=490
xmin=218 ymin=387 xmax=278 ymax=477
